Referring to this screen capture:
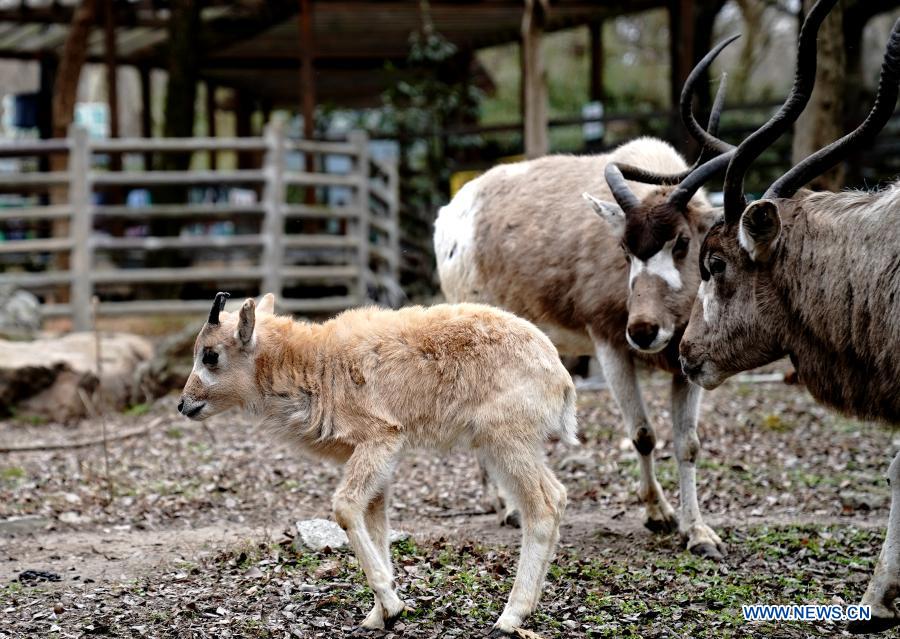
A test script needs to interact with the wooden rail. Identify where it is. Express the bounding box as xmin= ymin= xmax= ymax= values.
xmin=0 ymin=122 xmax=401 ymax=329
